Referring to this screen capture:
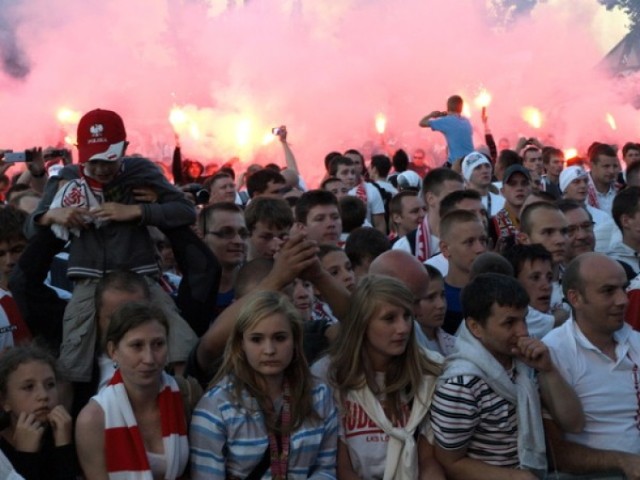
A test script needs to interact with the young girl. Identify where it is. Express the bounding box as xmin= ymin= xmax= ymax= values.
xmin=419 ymin=265 xmax=456 ymax=356
xmin=190 ymin=291 xmax=338 ymax=479
xmin=0 ymin=345 xmax=77 ymax=480
xmin=318 ymin=244 xmax=356 ymax=293
xmin=327 ymin=275 xmax=444 ymax=479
